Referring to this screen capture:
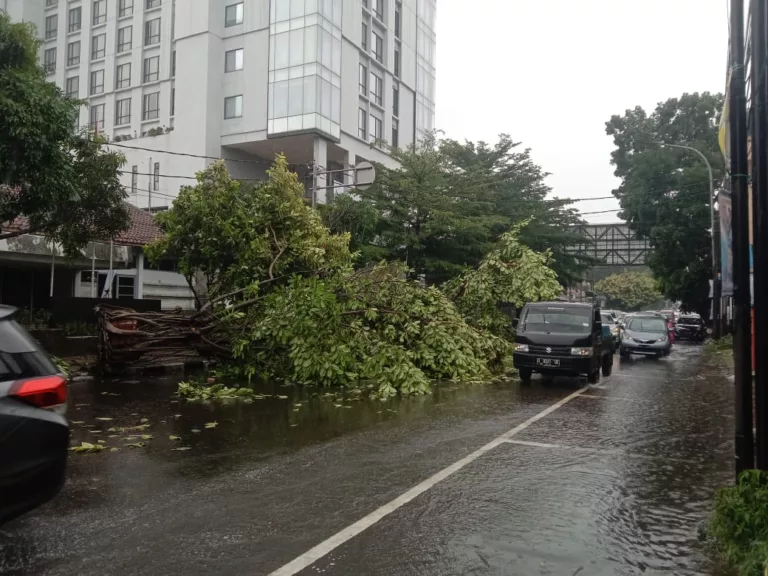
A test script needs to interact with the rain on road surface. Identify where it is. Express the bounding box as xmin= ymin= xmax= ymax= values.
xmin=0 ymin=344 xmax=733 ymax=575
